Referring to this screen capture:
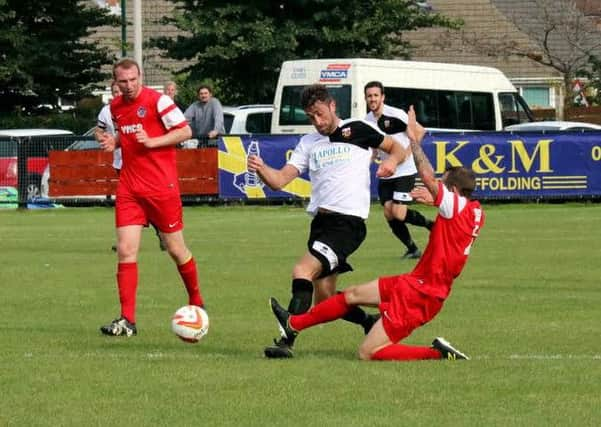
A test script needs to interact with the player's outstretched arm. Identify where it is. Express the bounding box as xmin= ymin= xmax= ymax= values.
xmin=247 ymin=155 xmax=299 ymax=191
xmin=407 ymin=106 xmax=438 ymax=199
